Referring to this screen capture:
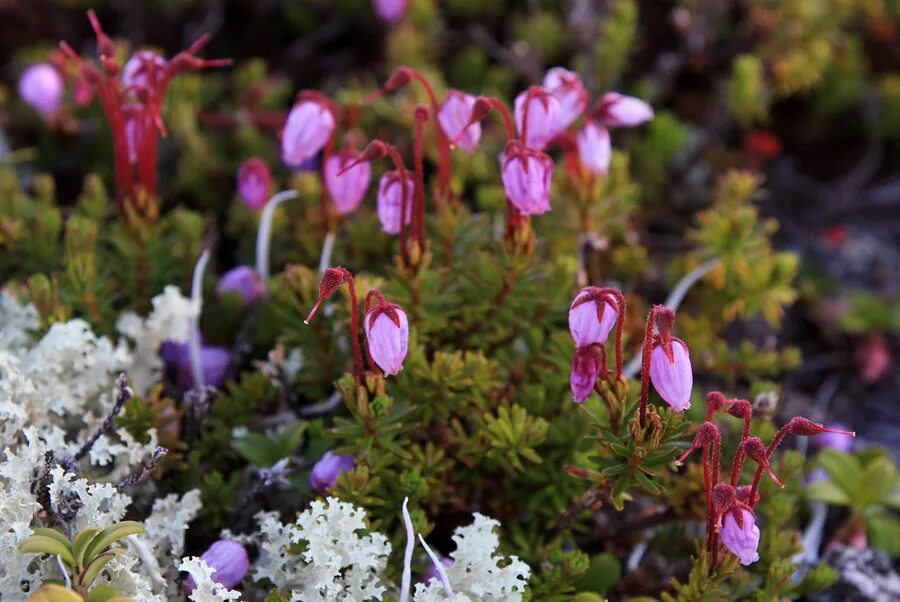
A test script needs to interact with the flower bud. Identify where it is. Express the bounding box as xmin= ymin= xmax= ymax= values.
xmin=280 ymin=93 xmax=335 ymax=167
xmin=376 ymin=170 xmax=415 ymax=234
xmin=514 ymin=86 xmax=561 ymax=150
xmin=325 ymin=148 xmax=372 ymax=215
xmin=594 ymin=92 xmax=654 ymax=128
xmin=373 ymin=0 xmax=408 ymax=24
xmin=365 ymin=300 xmax=409 ymax=376
xmin=649 ymin=339 xmax=693 ymax=412
xmin=571 ymin=346 xmax=601 ymax=403
xmin=500 ymin=145 xmax=553 ymax=216
xmin=310 ymin=451 xmax=356 ymax=493
xmin=720 ymin=508 xmax=760 ymax=566
xmin=726 ymin=399 xmax=752 ymax=420
xmin=19 ymin=64 xmax=64 ymax=118
xmin=676 ymin=421 xmax=719 ymax=464
xmin=184 ymin=539 xmax=250 ymax=593
xmin=575 ymin=120 xmax=611 ymax=175
xmin=568 ymin=288 xmax=618 ymax=348
xmin=439 ymin=90 xmax=482 ymax=153
xmin=543 ymin=67 xmax=588 ymax=130
xmin=236 ymin=157 xmax=272 ymax=211
xmin=217 ymin=266 xmax=265 ymax=305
